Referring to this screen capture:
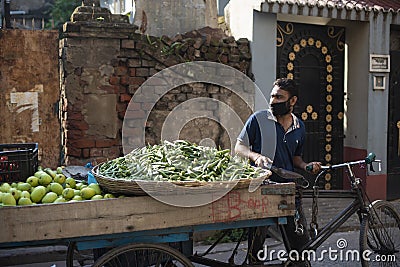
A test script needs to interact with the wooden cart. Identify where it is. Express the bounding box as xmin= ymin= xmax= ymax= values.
xmin=0 ymin=182 xmax=295 ymax=266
